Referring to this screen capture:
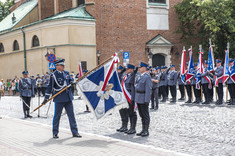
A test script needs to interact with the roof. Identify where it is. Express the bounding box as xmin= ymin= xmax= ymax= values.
xmin=0 ymin=5 xmax=95 ymax=35
xmin=146 ymin=34 xmax=173 ymax=46
xmin=46 ymin=6 xmax=95 ymax=21
xmin=0 ymin=0 xmax=38 ymax=33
